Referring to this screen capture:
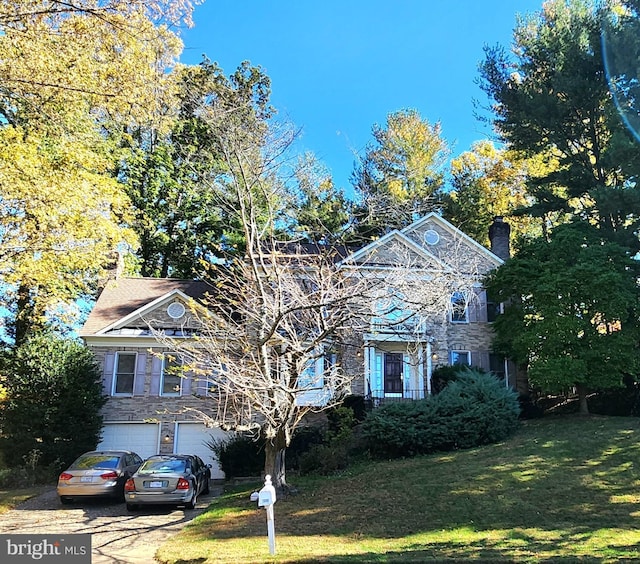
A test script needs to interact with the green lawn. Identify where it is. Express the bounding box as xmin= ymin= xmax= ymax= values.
xmin=0 ymin=485 xmax=51 ymax=514
xmin=157 ymin=414 xmax=640 ymax=563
